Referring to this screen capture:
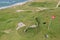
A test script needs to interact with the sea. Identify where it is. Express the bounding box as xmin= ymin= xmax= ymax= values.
xmin=0 ymin=0 xmax=28 ymax=7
